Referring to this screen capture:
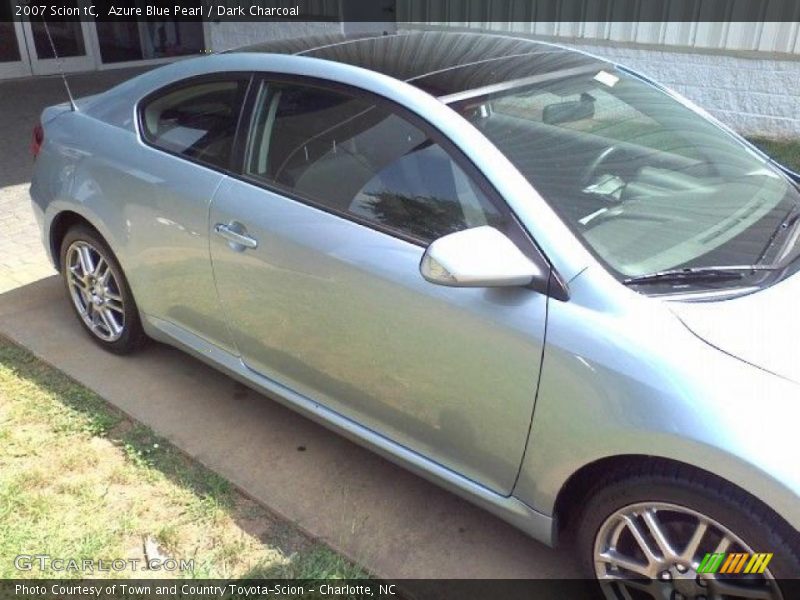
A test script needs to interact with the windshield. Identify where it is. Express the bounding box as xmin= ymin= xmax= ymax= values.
xmin=452 ymin=67 xmax=800 ymax=284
